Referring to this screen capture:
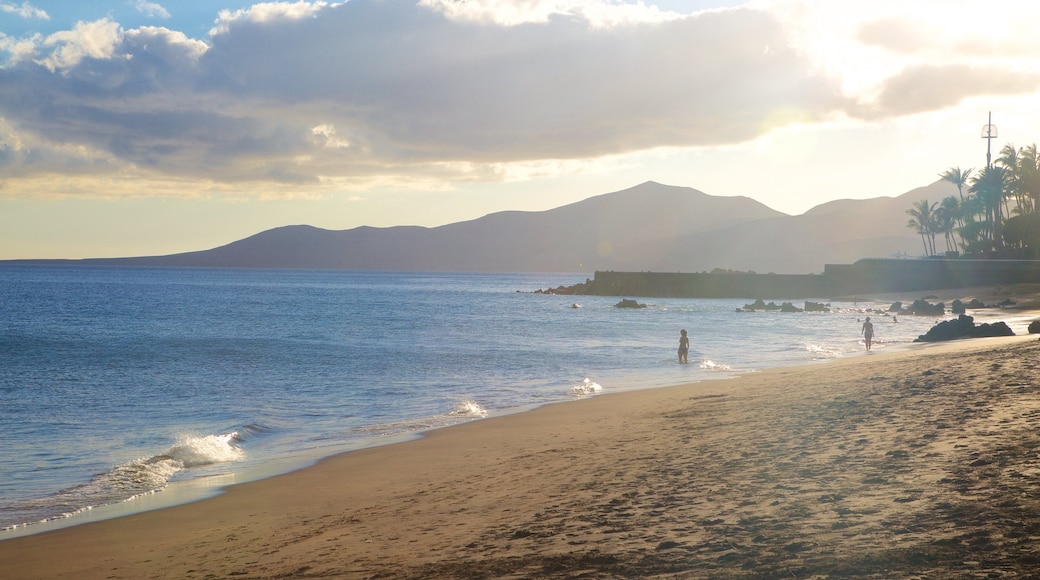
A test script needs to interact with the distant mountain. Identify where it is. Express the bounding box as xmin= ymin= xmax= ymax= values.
xmin=644 ymin=180 xmax=958 ymax=274
xmin=14 ymin=180 xmax=957 ymax=274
